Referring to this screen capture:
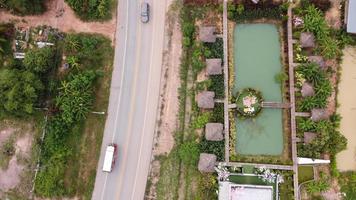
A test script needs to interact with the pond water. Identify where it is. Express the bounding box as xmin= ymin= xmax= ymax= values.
xmin=234 ymin=24 xmax=283 ymax=156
